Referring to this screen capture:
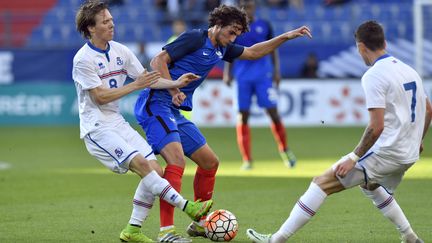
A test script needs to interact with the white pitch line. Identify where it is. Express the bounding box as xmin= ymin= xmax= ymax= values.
xmin=0 ymin=161 xmax=11 ymax=170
